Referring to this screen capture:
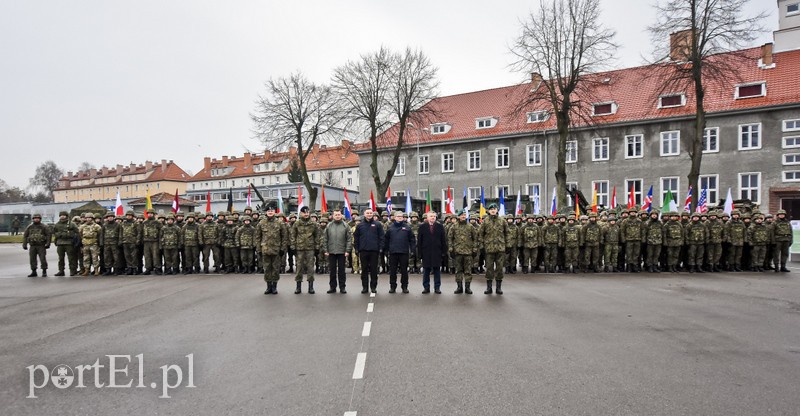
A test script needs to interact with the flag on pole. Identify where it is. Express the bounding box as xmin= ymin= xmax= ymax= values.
xmin=574 ymin=193 xmax=580 ymax=218
xmin=550 ymin=187 xmax=557 ymax=216
xmin=480 ymin=187 xmax=486 ymax=218
xmin=405 ymin=189 xmax=412 ymax=214
xmin=591 ymin=183 xmax=598 ymax=213
xmin=114 ymin=191 xmax=124 ymax=216
xmin=246 ymin=186 xmax=252 ymax=208
xmin=611 ymin=186 xmax=617 ymax=209
xmin=145 ymin=188 xmax=153 ymax=212
xmin=515 ymin=189 xmax=522 ymax=215
xmin=533 ymin=187 xmax=541 ymax=215
xmin=321 ymin=184 xmax=328 ymax=213
xmin=498 ymin=188 xmax=506 ymax=216
xmin=171 ymin=188 xmax=180 ymax=213
xmin=368 ymin=190 xmax=377 ymax=212
xmin=297 ymin=185 xmax=305 ymax=214
xmin=723 ymin=188 xmax=734 ymax=214
xmin=385 ymin=186 xmax=392 ymax=214
xmin=226 ymin=188 xmax=233 ymax=213
xmin=697 ymin=188 xmax=708 ymax=213
xmin=425 ymin=189 xmax=432 ymax=213
xmin=343 ymin=188 xmax=352 ymax=220
xmin=205 ymin=191 xmax=211 ymax=213
xmin=642 ymin=185 xmax=654 ymax=212
xmin=684 ymin=186 xmax=693 ymax=212
xmin=463 ymin=186 xmax=470 ymax=220
xmin=664 ymin=188 xmax=678 ymax=212
xmin=446 ymin=186 xmax=454 ymax=214
xmin=627 ymin=184 xmax=635 ymax=209
xmin=276 ymin=188 xmax=283 ymax=214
